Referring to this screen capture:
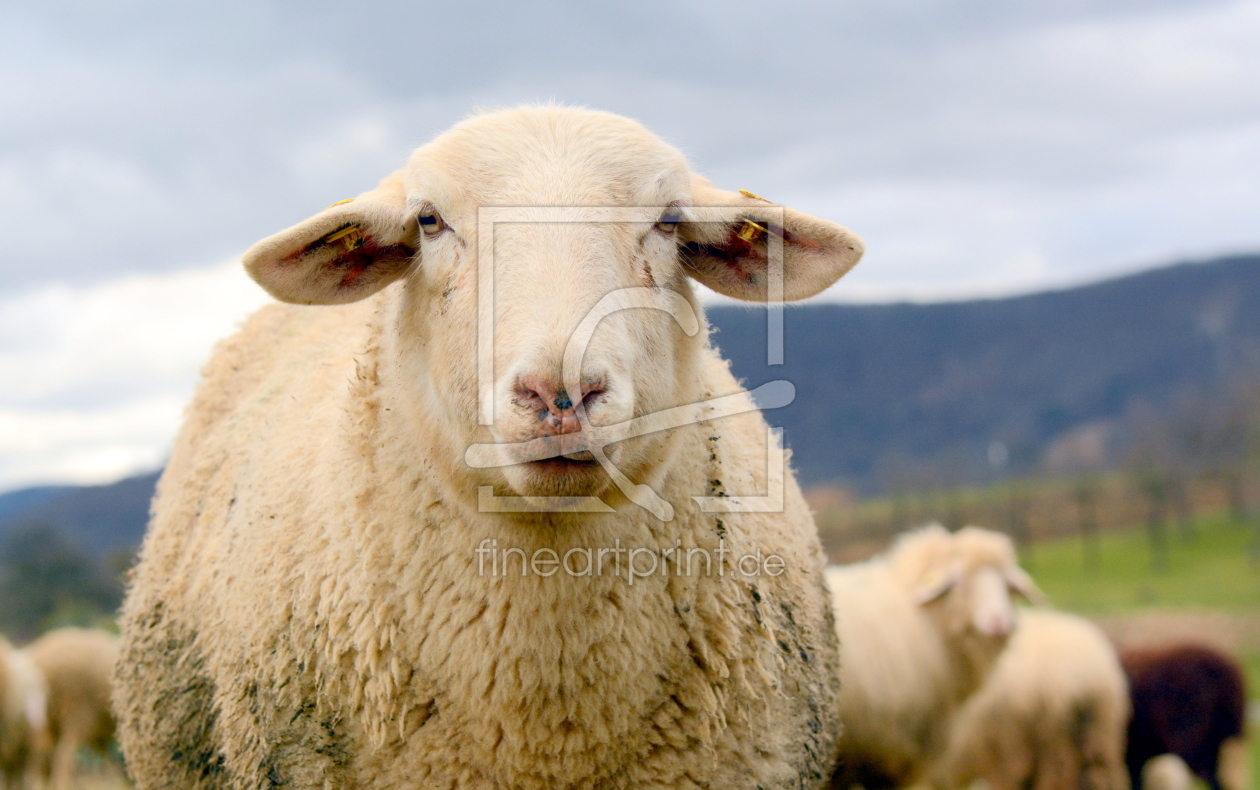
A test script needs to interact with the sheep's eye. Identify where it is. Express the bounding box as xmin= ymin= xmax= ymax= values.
xmin=418 ymin=209 xmax=445 ymax=235
xmin=655 ymin=208 xmax=683 ymax=234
